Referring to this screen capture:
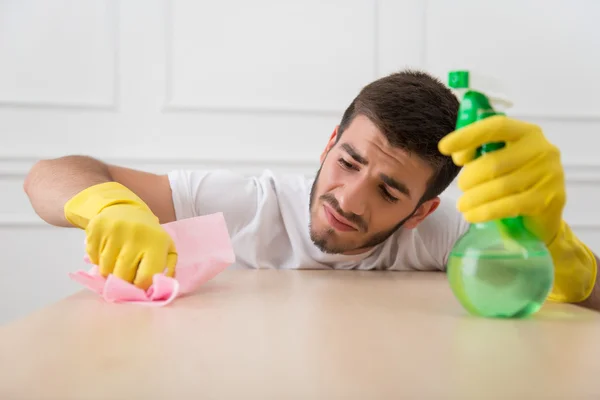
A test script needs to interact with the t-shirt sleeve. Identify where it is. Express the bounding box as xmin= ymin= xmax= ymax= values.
xmin=397 ymin=196 xmax=470 ymax=272
xmin=167 ymin=169 xmax=261 ymax=237
xmin=430 ymin=198 xmax=470 ymax=270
